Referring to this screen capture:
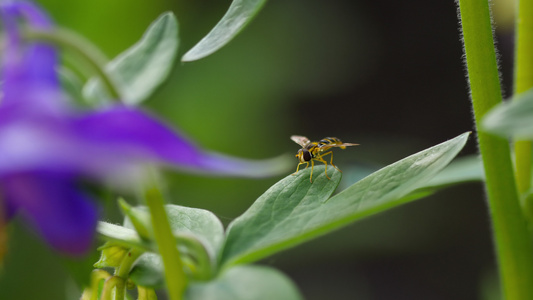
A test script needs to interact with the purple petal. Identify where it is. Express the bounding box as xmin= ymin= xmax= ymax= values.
xmin=0 ymin=114 xmax=96 ymax=175
xmin=73 ymin=106 xmax=290 ymax=177
xmin=1 ymin=1 xmax=53 ymax=29
xmin=1 ymin=171 xmax=97 ymax=255
xmin=0 ymin=1 xmax=66 ymax=114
